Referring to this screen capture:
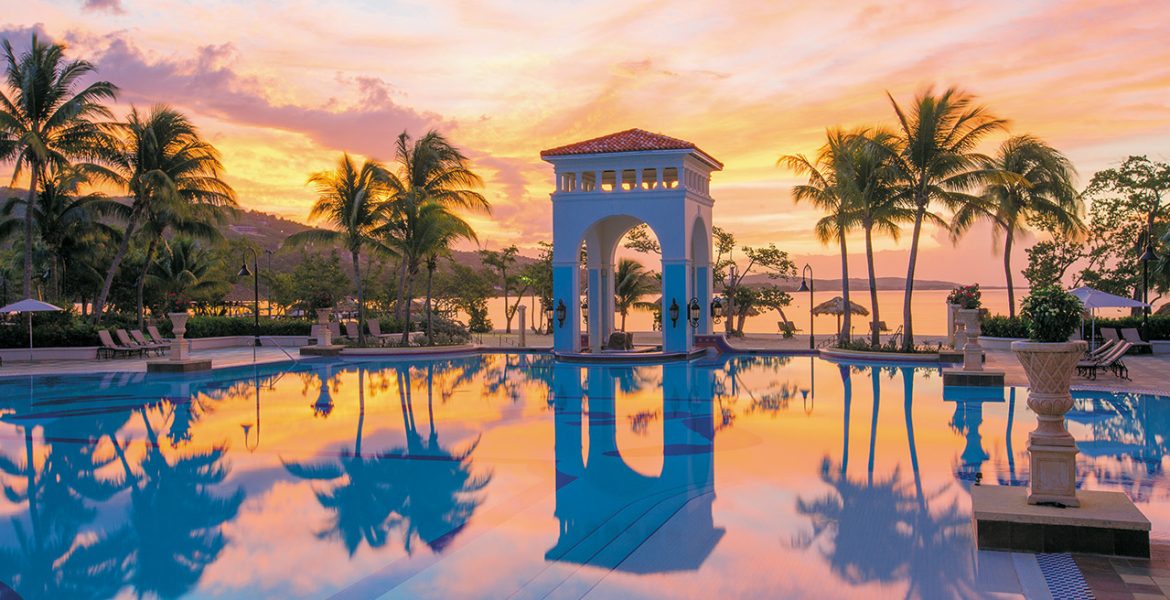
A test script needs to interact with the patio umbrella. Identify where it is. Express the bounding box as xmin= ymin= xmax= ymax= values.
xmin=1069 ymin=286 xmax=1148 ymax=350
xmin=812 ymin=296 xmax=870 ymax=335
xmin=0 ymin=298 xmax=64 ymax=361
